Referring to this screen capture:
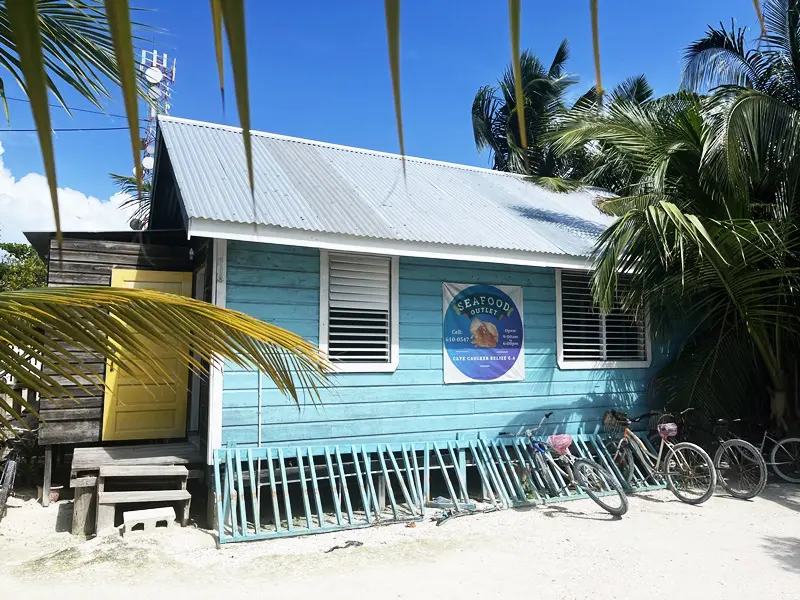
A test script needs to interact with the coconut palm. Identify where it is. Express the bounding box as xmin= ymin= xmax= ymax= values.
xmin=109 ymin=173 xmax=151 ymax=229
xmin=551 ymin=1 xmax=800 ymax=430
xmin=471 ymin=42 xmax=580 ymax=179
xmin=553 ymin=82 xmax=800 ymax=430
xmin=554 ymin=74 xmax=655 ymax=193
